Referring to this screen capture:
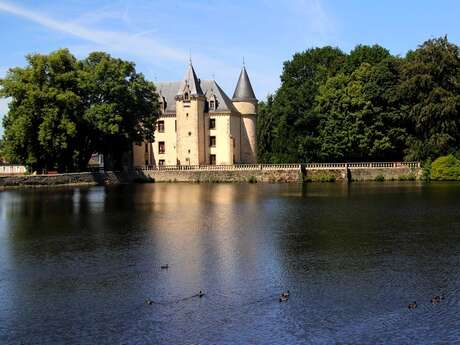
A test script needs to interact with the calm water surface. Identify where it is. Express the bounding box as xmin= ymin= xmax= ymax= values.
xmin=1 ymin=182 xmax=460 ymax=344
